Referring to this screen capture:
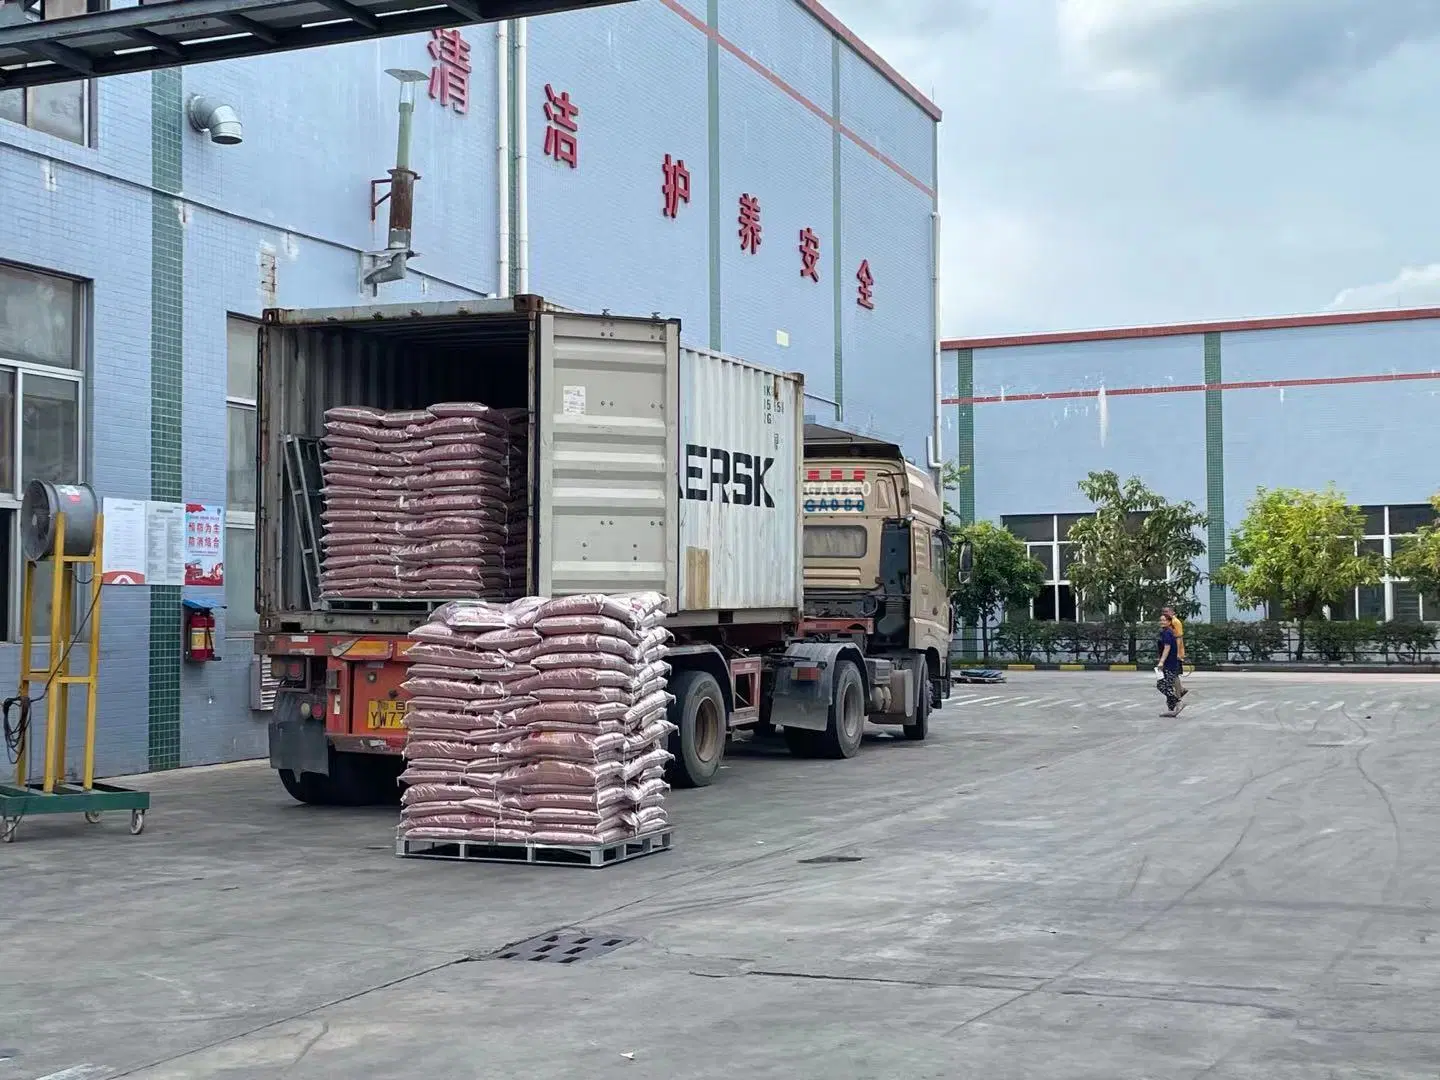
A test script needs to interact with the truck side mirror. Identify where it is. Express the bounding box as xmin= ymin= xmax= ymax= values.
xmin=957 ymin=540 xmax=974 ymax=585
